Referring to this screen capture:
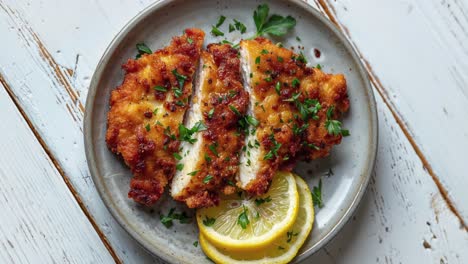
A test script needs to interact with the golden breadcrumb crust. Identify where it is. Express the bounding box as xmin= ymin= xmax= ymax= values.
xmin=106 ymin=28 xmax=205 ymax=206
xmin=240 ymin=37 xmax=349 ymax=195
xmin=174 ymin=44 xmax=248 ymax=208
